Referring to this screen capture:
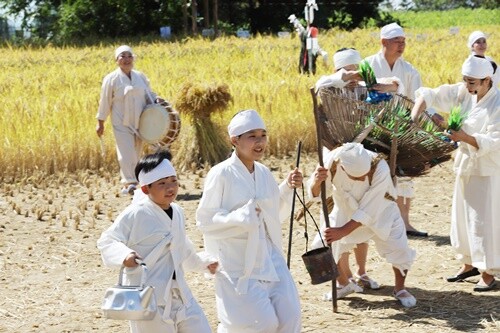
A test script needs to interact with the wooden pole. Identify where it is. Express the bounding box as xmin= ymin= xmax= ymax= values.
xmin=287 ymin=141 xmax=302 ymax=269
xmin=311 ymin=87 xmax=339 ymax=313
